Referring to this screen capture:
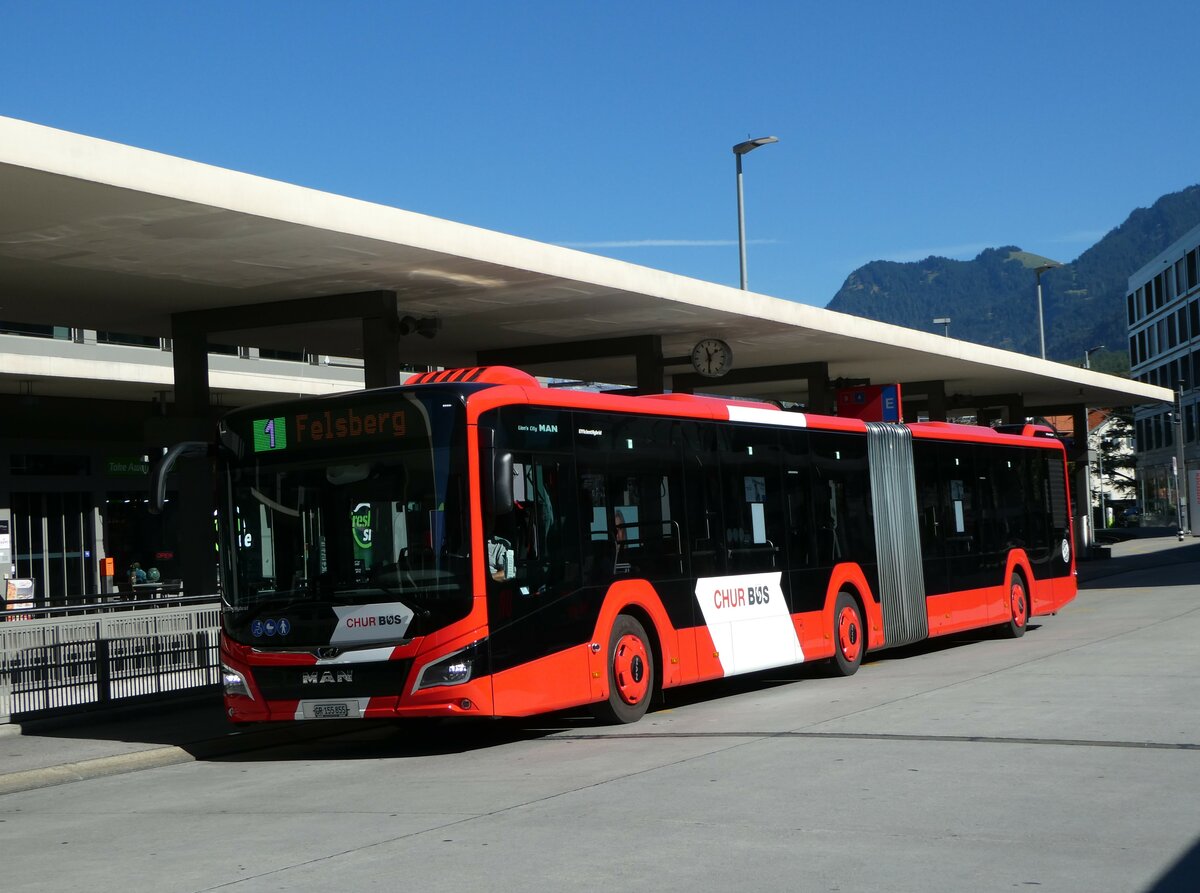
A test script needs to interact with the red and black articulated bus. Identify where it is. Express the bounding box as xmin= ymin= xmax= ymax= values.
xmin=152 ymin=366 xmax=1076 ymax=724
